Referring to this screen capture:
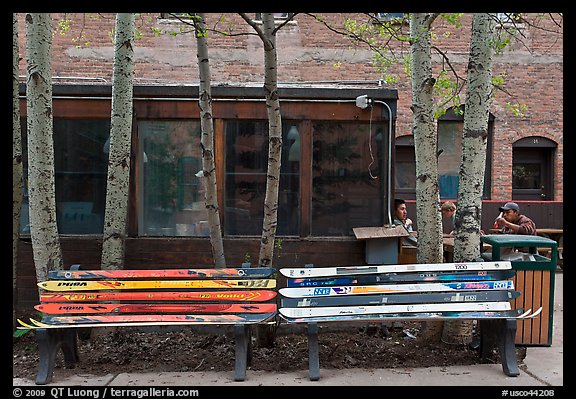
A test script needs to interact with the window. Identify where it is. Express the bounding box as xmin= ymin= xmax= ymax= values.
xmin=512 ymin=136 xmax=556 ymax=201
xmin=437 ymin=121 xmax=463 ymax=199
xmin=137 ymin=120 xmax=207 ymax=236
xmin=20 ymin=118 xmax=110 ymax=234
xmin=255 ymin=13 xmax=292 ymax=21
xmin=224 ymin=121 xmax=300 ymax=236
xmin=311 ymin=122 xmax=386 ymax=236
xmin=394 ymin=135 xmax=416 ymax=200
xmin=394 ymin=108 xmax=493 ymax=200
xmin=159 ymin=13 xmax=195 ymax=20
xmin=376 ymin=13 xmax=405 ymax=23
xmin=497 ymin=13 xmax=522 ymax=24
